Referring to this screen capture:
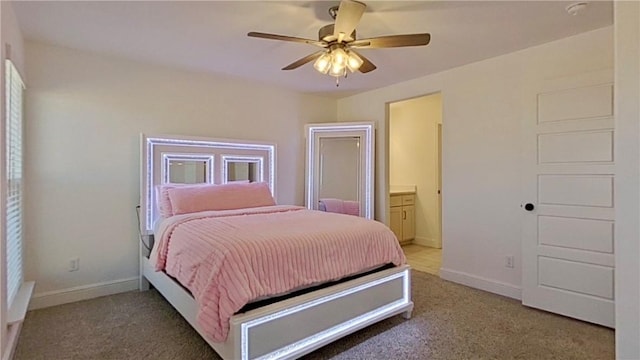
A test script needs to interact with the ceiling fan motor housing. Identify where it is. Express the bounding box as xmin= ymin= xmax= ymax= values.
xmin=319 ymin=24 xmax=356 ymax=42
